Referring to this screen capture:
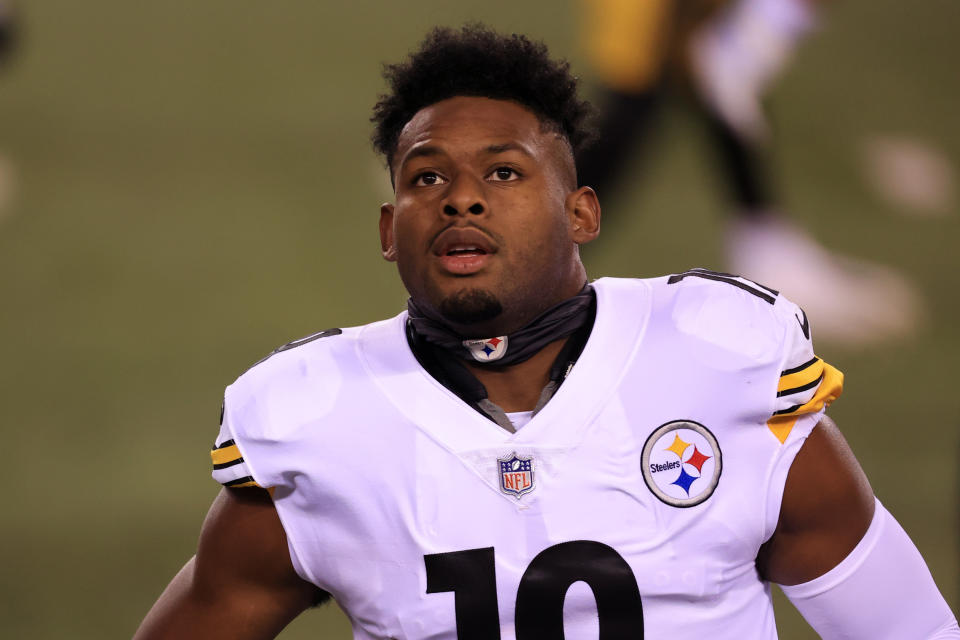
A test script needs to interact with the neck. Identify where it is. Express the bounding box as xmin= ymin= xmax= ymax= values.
xmin=407 ymin=282 xmax=593 ymax=368
xmin=464 ymin=338 xmax=567 ymax=412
